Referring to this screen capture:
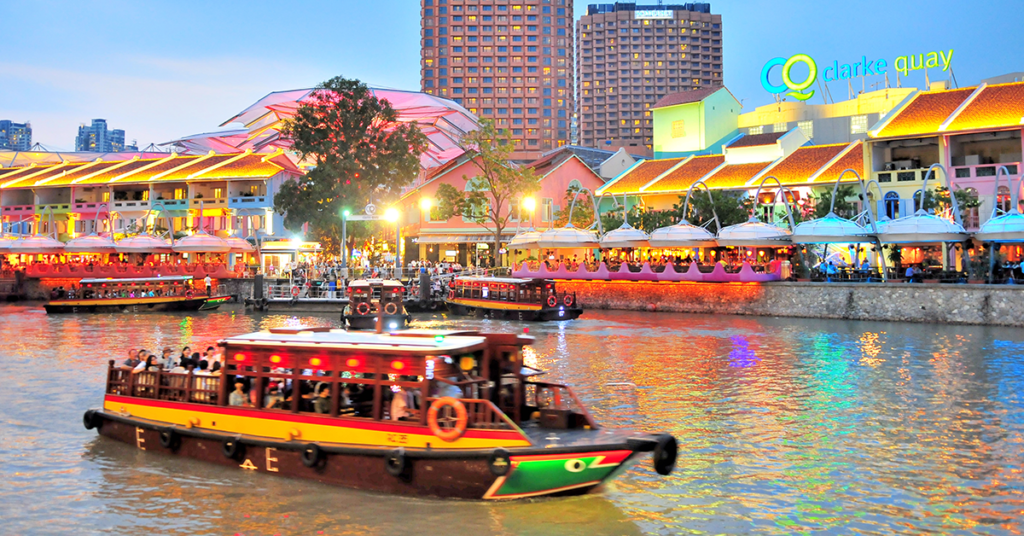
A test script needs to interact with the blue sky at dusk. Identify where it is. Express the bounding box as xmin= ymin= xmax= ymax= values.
xmin=2 ymin=0 xmax=1021 ymax=150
